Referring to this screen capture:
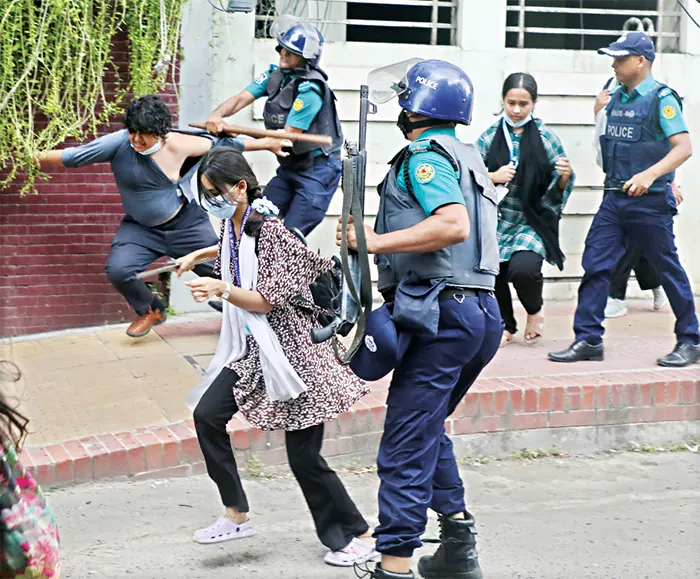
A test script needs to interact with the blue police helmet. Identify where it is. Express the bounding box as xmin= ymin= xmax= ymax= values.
xmin=399 ymin=59 xmax=474 ymax=125
xmin=275 ymin=23 xmax=324 ymax=67
xmin=349 ymin=304 xmax=399 ymax=382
